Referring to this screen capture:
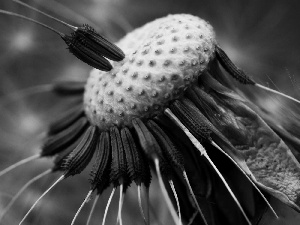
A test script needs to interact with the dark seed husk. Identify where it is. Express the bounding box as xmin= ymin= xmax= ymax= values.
xmin=47 ymin=104 xmax=84 ymax=135
xmin=215 ymin=45 xmax=255 ymax=85
xmin=110 ymin=127 xmax=127 ymax=186
xmin=121 ymin=127 xmax=151 ymax=186
xmin=62 ymin=34 xmax=113 ymax=71
xmin=52 ymin=80 xmax=86 ymax=96
xmin=121 ymin=127 xmax=139 ymax=183
xmin=42 ymin=117 xmax=89 ymax=157
xmin=52 ymin=131 xmax=86 ymax=172
xmin=147 ymin=120 xmax=184 ymax=171
xmin=63 ymin=125 xmax=99 ymax=177
xmin=132 ymin=118 xmax=159 ymax=158
xmin=132 ymin=118 xmax=171 ymax=176
xmin=170 ymin=100 xmax=212 ymax=141
xmin=90 ymin=132 xmax=111 ymax=193
xmin=76 ymin=24 xmax=125 ymax=61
